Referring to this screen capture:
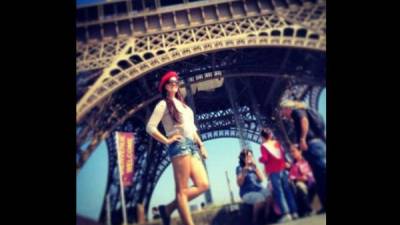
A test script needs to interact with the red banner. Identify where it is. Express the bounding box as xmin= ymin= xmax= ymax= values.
xmin=115 ymin=132 xmax=135 ymax=187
